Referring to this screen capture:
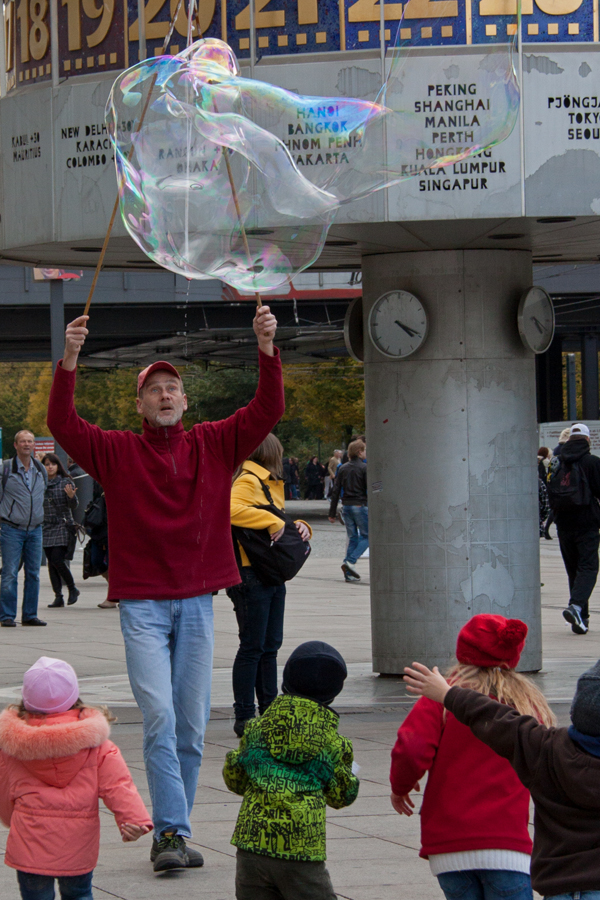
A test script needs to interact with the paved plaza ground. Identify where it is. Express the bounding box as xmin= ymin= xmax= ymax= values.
xmin=0 ymin=502 xmax=597 ymax=899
